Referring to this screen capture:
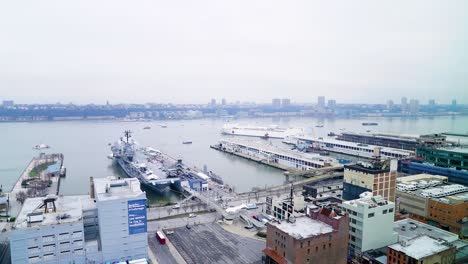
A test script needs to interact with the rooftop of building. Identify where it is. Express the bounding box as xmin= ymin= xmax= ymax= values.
xmin=344 ymin=163 xmax=390 ymax=174
xmin=388 ymin=235 xmax=453 ymax=260
xmin=219 ymin=138 xmax=339 ymax=165
xmin=297 ymin=135 xmax=415 ymax=155
xmin=397 ymin=181 xmax=468 ymax=202
xmin=393 ymin=219 xmax=459 ymax=243
xmin=94 ymin=176 xmax=144 ymax=202
xmin=342 ymin=193 xmax=392 ymax=209
xmin=340 ymin=131 xmax=419 ymax=143
xmin=15 ymin=195 xmax=84 ymax=229
xmin=437 ymin=147 xmax=468 ymax=154
xmin=269 ymin=216 xmax=334 ymax=240
xmin=397 ymin=174 xmax=448 ymax=184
